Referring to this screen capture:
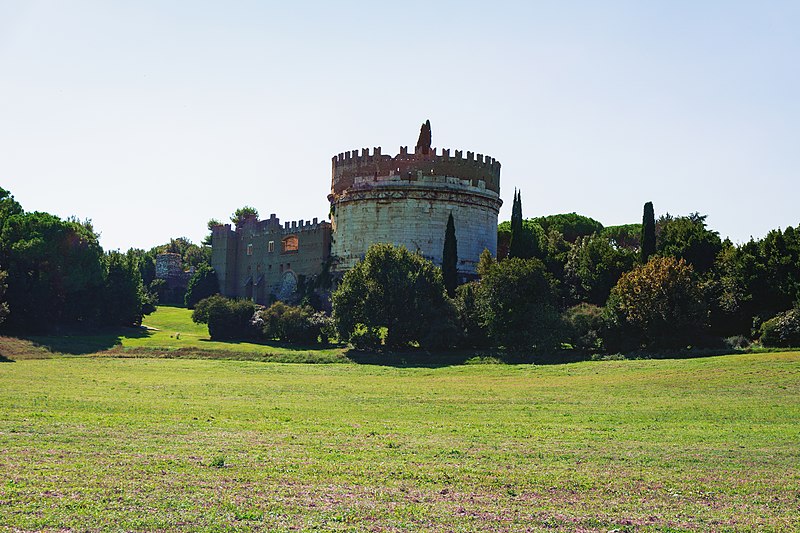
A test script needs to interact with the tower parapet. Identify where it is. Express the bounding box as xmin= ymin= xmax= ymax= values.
xmin=330 ymin=144 xmax=501 ymax=198
xmin=328 ymin=121 xmax=502 ymax=275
